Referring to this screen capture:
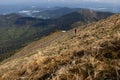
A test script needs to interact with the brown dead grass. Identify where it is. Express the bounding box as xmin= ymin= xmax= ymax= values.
xmin=0 ymin=14 xmax=120 ymax=80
